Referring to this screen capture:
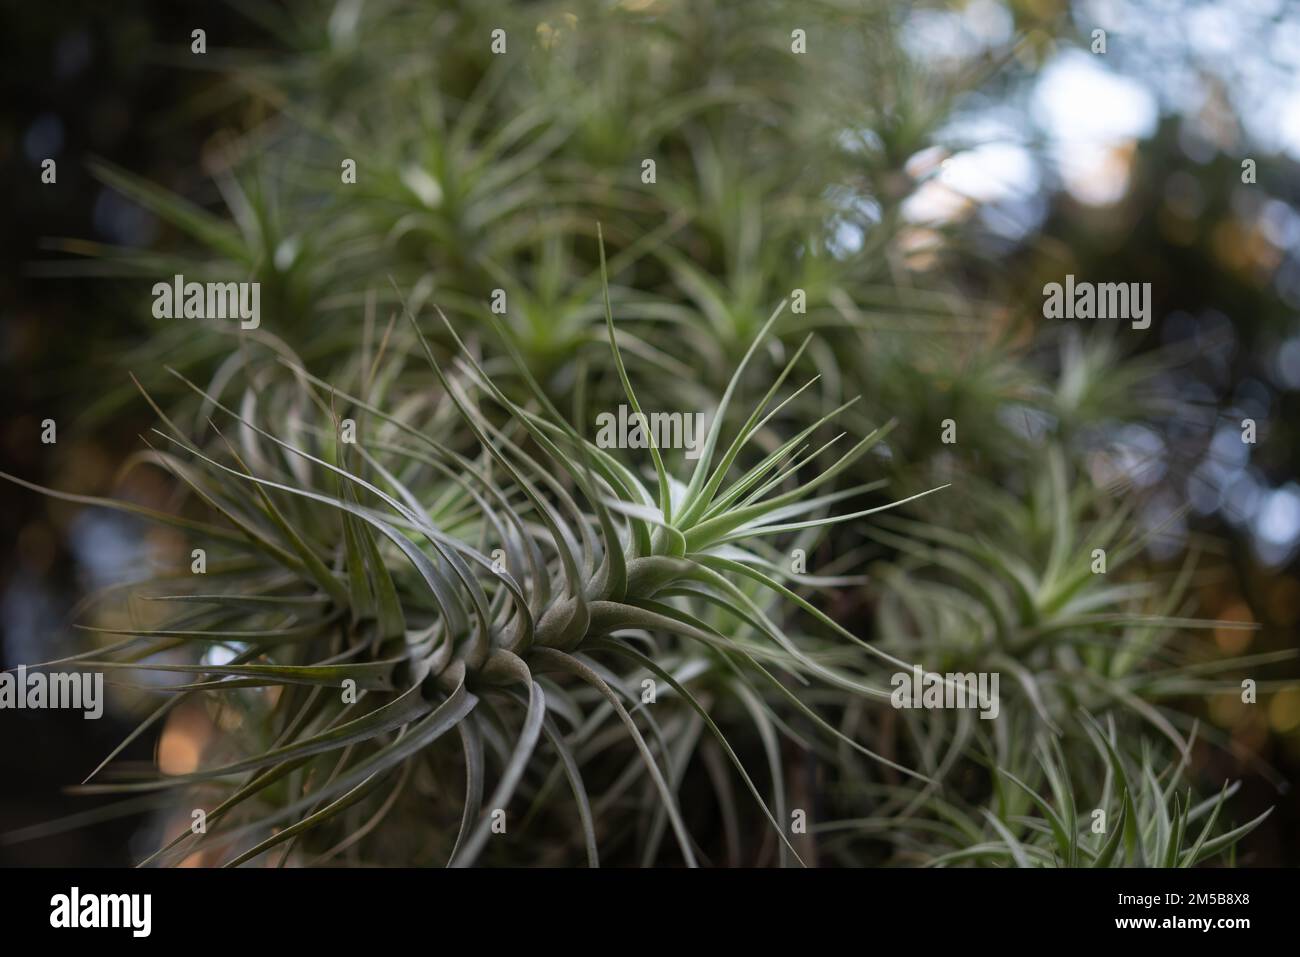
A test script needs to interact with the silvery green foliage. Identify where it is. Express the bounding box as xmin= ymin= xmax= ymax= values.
xmin=8 ymin=0 xmax=1283 ymax=866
